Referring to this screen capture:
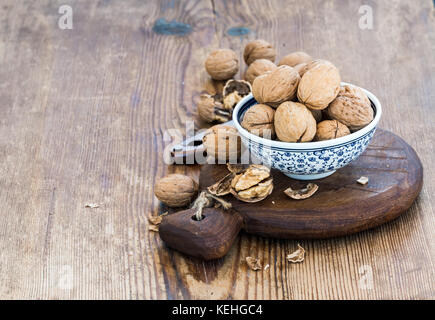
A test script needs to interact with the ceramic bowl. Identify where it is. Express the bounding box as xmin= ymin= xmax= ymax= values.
xmin=232 ymin=82 xmax=382 ymax=180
